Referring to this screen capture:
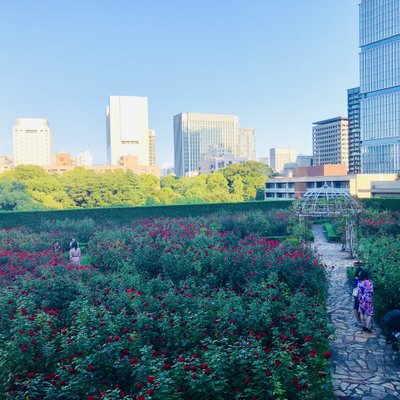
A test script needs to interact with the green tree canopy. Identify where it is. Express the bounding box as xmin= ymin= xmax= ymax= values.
xmin=220 ymin=161 xmax=272 ymax=200
xmin=0 ymin=179 xmax=42 ymax=211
